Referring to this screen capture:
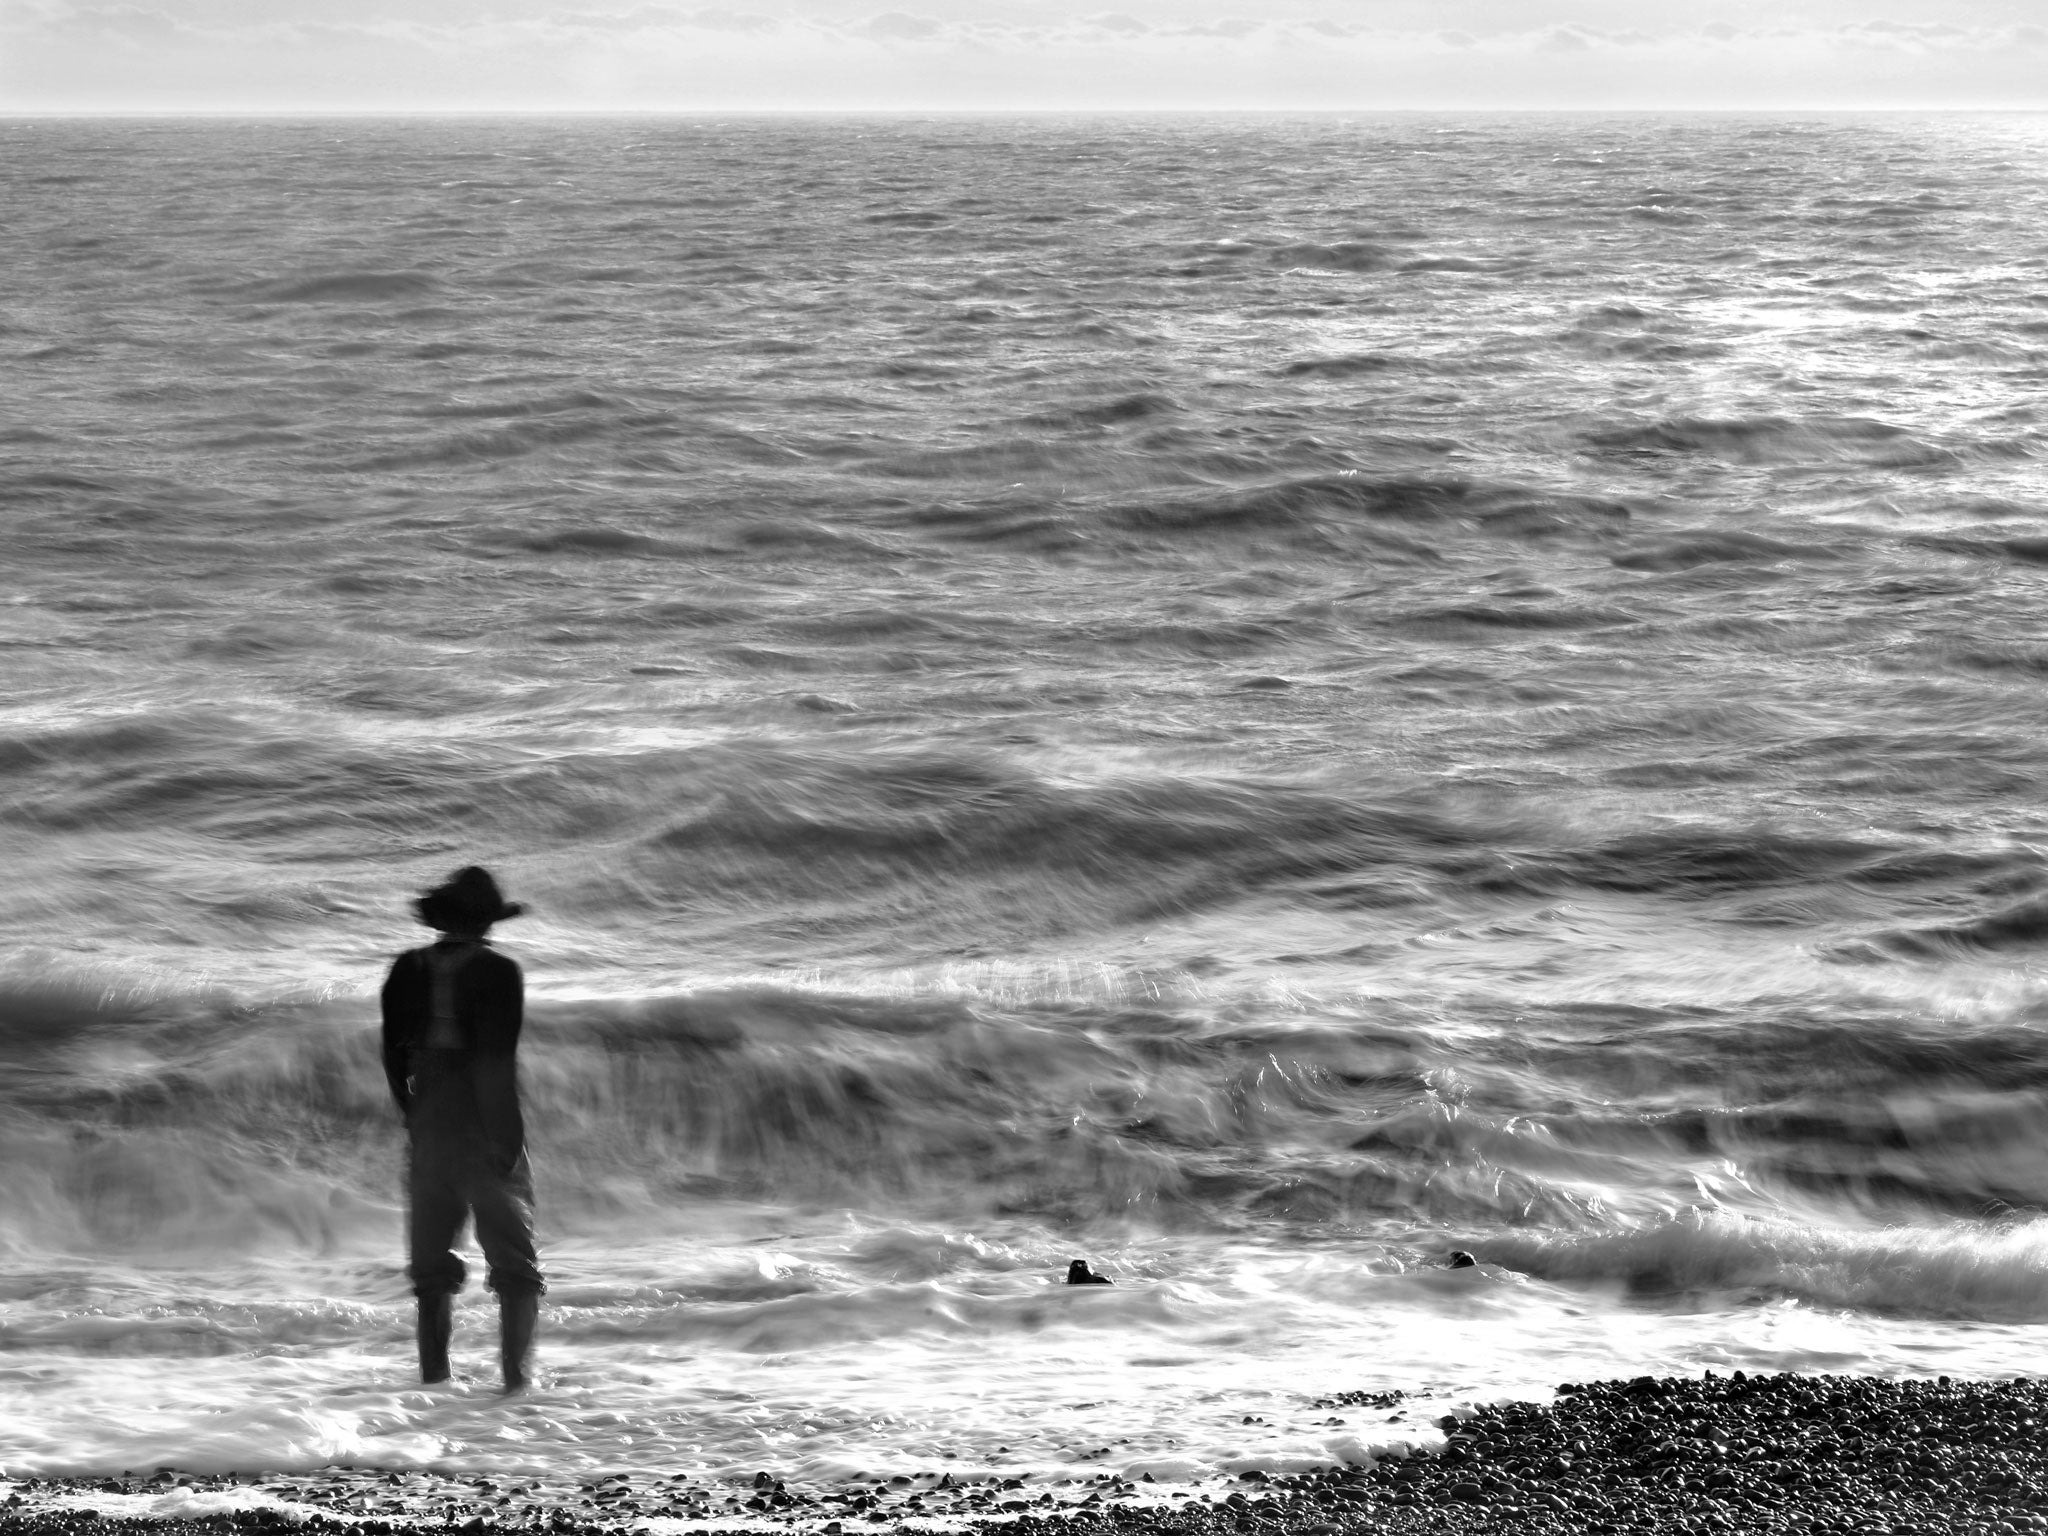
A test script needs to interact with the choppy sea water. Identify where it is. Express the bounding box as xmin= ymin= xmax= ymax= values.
xmin=6 ymin=111 xmax=2048 ymax=1494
